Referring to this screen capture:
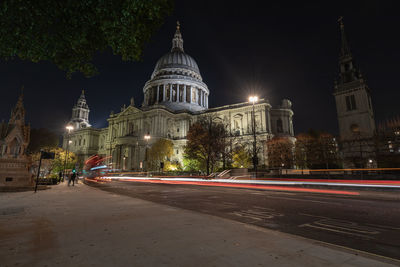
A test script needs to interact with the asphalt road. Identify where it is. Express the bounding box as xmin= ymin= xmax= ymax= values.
xmin=87 ymin=180 xmax=400 ymax=261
